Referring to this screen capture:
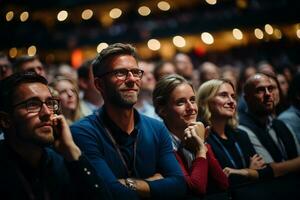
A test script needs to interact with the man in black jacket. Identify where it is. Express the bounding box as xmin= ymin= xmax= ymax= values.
xmin=0 ymin=72 xmax=112 ymax=200
xmin=238 ymin=73 xmax=299 ymax=164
